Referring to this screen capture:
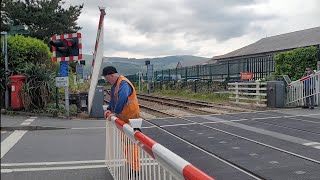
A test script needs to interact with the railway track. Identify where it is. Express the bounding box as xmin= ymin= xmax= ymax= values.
xmin=138 ymin=95 xmax=214 ymax=115
xmin=137 ymin=93 xmax=251 ymax=113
